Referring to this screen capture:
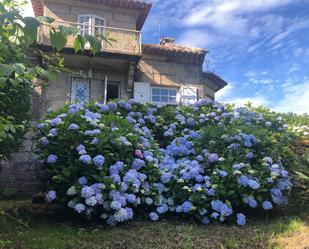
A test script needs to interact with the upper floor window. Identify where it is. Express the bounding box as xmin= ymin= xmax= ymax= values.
xmin=151 ymin=87 xmax=177 ymax=105
xmin=77 ymin=15 xmax=106 ymax=36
